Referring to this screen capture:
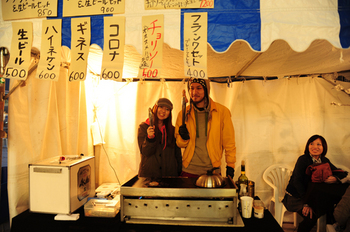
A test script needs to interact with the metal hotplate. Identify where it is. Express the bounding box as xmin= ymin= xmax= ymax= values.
xmin=121 ymin=176 xmax=237 ymax=198
xmin=120 ymin=176 xmax=243 ymax=227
